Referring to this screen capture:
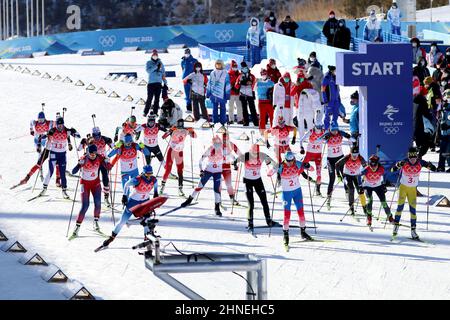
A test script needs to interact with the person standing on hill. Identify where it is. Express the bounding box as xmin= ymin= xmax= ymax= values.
xmin=181 ymin=48 xmax=198 ymax=114
xmin=322 ymin=11 xmax=339 ymax=46
xmin=144 ymin=49 xmax=167 ymax=117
